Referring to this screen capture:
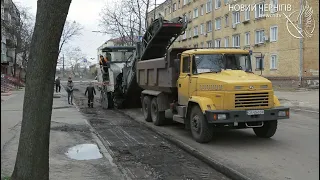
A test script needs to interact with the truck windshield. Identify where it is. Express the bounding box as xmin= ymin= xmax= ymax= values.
xmin=192 ymin=54 xmax=252 ymax=74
